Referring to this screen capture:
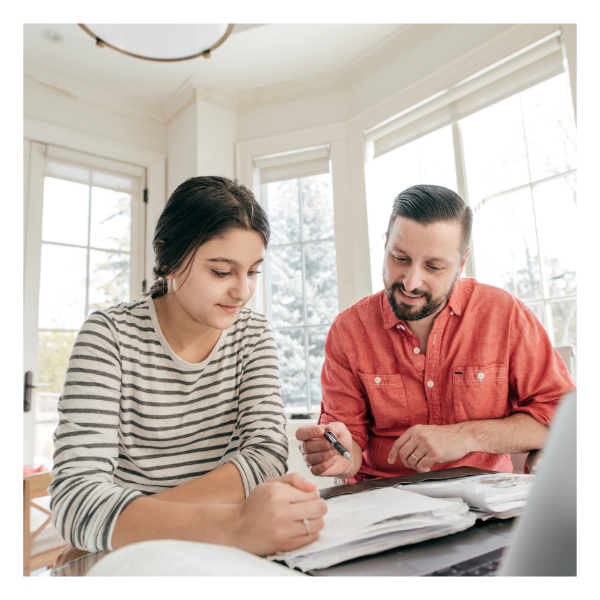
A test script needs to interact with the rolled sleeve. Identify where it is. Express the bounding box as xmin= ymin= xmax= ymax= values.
xmin=227 ymin=326 xmax=288 ymax=496
xmin=508 ymin=300 xmax=576 ymax=426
